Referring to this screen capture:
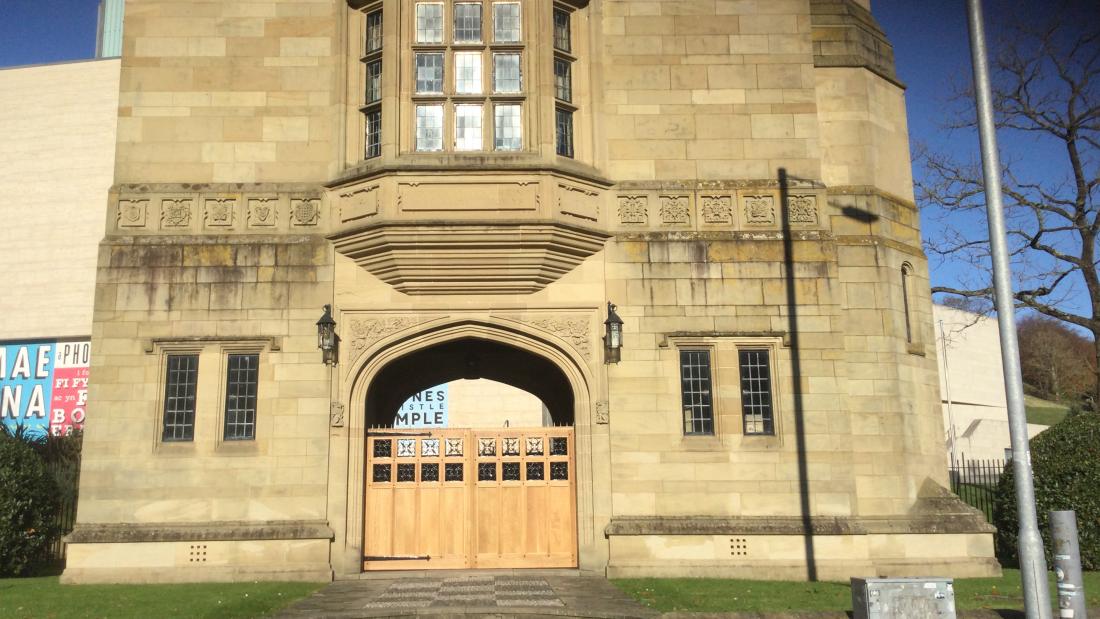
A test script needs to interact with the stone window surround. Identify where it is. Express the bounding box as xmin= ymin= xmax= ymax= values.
xmin=345 ymin=0 xmax=593 ymax=168
xmin=900 ymin=261 xmax=925 ymax=356
xmin=149 ymin=338 xmax=276 ymax=455
xmin=668 ymin=335 xmax=785 ymax=451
